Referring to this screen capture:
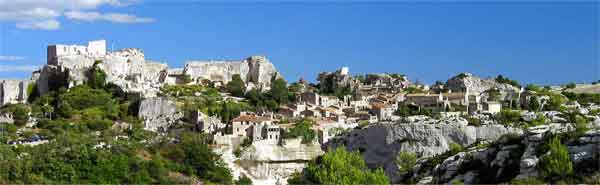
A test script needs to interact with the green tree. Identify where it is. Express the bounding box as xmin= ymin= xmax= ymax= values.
xmin=269 ymin=78 xmax=289 ymax=105
xmin=395 ymin=151 xmax=417 ymax=174
xmin=285 ymin=119 xmax=316 ymax=144
xmin=304 ymin=147 xmax=389 ymax=185
xmin=529 ymin=96 xmax=541 ymax=112
xmin=540 ymin=136 xmax=573 ymax=179
xmin=87 ymin=61 xmax=107 ymax=89
xmin=227 ymin=74 xmax=246 ymax=97
xmin=235 ymin=175 xmax=253 ymax=185
xmin=565 ymin=83 xmax=576 ymax=89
